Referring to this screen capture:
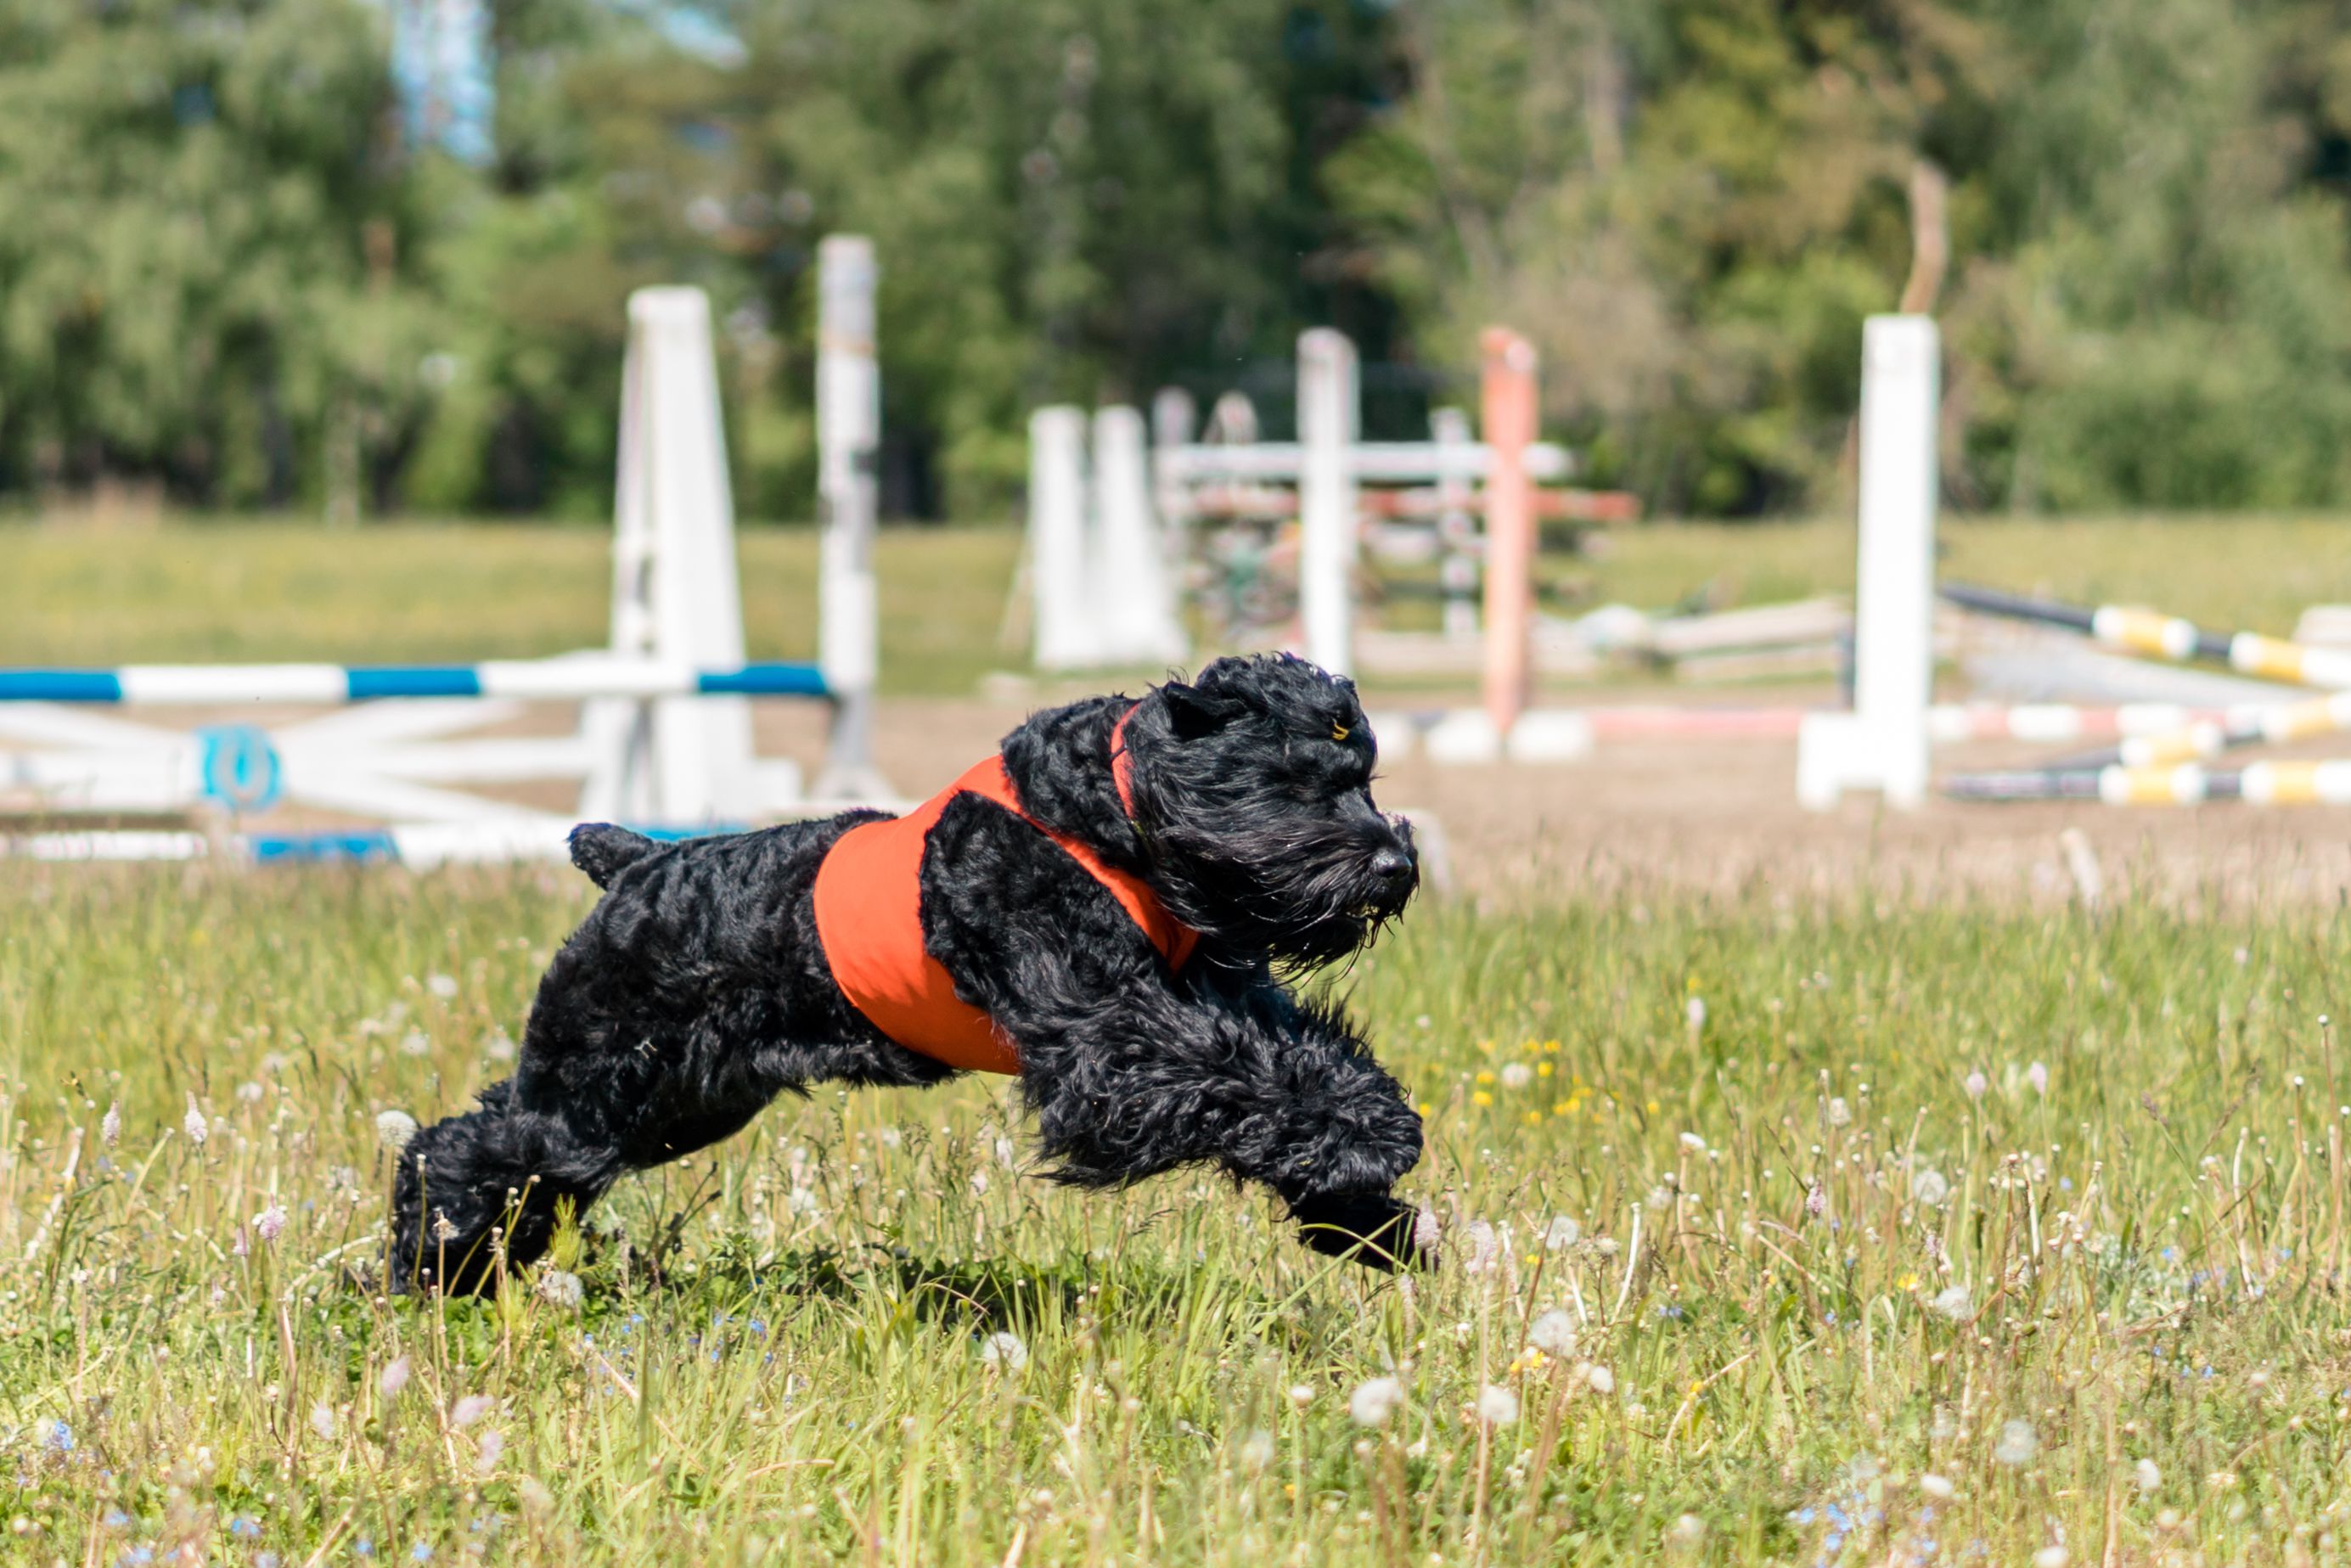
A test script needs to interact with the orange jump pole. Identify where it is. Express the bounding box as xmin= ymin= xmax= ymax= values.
xmin=1479 ymin=329 xmax=1538 ymax=743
